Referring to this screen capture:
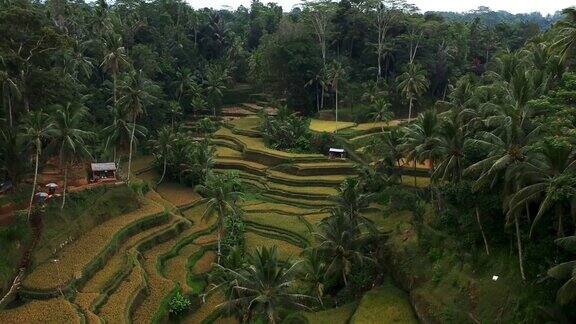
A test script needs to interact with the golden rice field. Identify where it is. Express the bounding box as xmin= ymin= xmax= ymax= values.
xmin=191 ymin=251 xmax=216 ymax=275
xmin=99 ymin=265 xmax=144 ymax=322
xmin=0 ymin=298 xmax=81 ymax=324
xmin=23 ymin=201 xmax=164 ymax=290
xmin=244 ymin=232 xmax=302 ymax=260
xmin=244 ymin=212 xmax=311 ymax=239
xmin=163 ymin=243 xmax=201 ymax=292
xmin=309 ymin=119 xmax=356 ymax=133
